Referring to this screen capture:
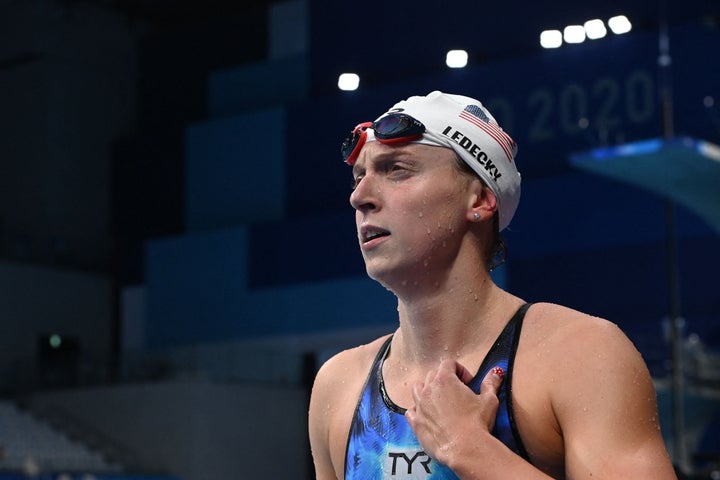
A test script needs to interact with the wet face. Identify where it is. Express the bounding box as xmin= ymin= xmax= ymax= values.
xmin=349 ymin=141 xmax=475 ymax=289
